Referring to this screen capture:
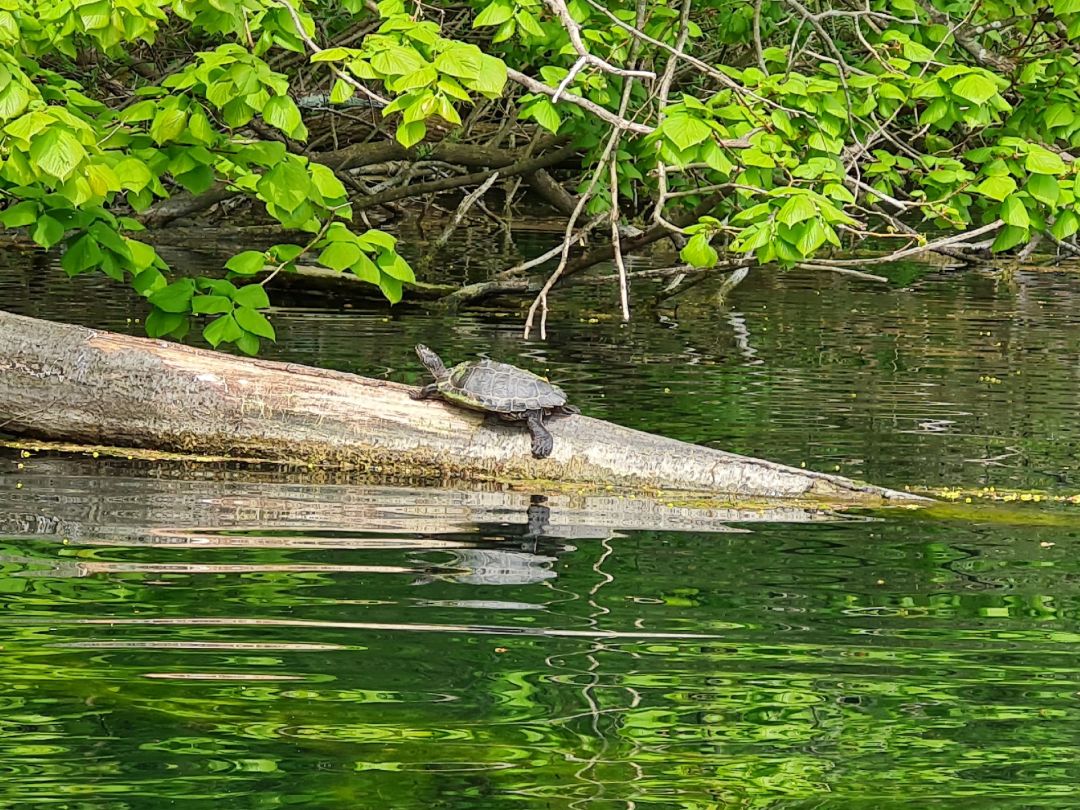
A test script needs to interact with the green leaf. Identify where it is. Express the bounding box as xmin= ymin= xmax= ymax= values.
xmin=777 ymin=195 xmax=817 ymax=227
xmin=29 ymin=128 xmax=87 ymax=181
xmin=378 ymin=273 xmax=403 ymax=304
xmin=663 ymin=115 xmax=712 ymax=151
xmin=32 ymin=215 xmax=65 ymax=248
xmin=114 ymin=158 xmax=154 ymax=192
xmin=132 ymin=267 xmax=167 ymax=296
xmin=311 ymin=47 xmax=358 ymax=63
xmin=1051 ymin=210 xmax=1079 ymax=239
xmin=149 ymin=278 xmax=196 ymax=313
xmin=351 ymin=253 xmax=380 ymax=283
xmin=85 ymin=163 xmax=120 ymax=196
xmin=226 ymin=250 xmax=267 ymax=275
xmin=234 ymin=331 xmax=261 ymax=356
xmin=470 ymin=54 xmax=507 ymax=96
xmin=951 ymin=73 xmax=997 ymax=105
xmin=902 ymin=39 xmax=935 ymax=62
xmin=474 ymin=0 xmax=513 ymax=26
xmin=919 ymin=97 xmax=949 ymax=126
xmin=1025 ymin=148 xmax=1067 ymax=175
xmin=434 ymin=45 xmax=482 ymax=79
xmin=1027 ymin=173 xmax=1060 ymax=206
xmin=376 ymin=250 xmax=416 ymax=282
xmin=0 ymin=200 xmax=38 ymax=228
xmin=515 ymin=10 xmax=544 ymax=37
xmin=263 ymin=95 xmax=306 ymax=139
xmin=974 ymin=174 xmax=1016 ymax=202
xmin=371 ymin=46 xmax=426 ymax=76
xmin=394 ymin=65 xmax=438 ymax=92
xmin=202 ymin=312 xmax=244 ymax=347
xmin=145 ymin=309 xmax=186 ymax=338
xmin=0 ymin=81 xmax=30 ymax=120
xmin=524 ymin=98 xmax=561 ymax=133
xmin=701 ymin=141 xmax=733 ymax=174
xmin=319 ymin=241 xmax=362 ymax=271
xmin=309 ymin=164 xmax=347 ymax=201
xmin=232 ymin=284 xmax=271 ymax=309
xmin=991 ymin=224 xmax=1028 ymax=253
xmin=234 ymin=305 xmax=276 ymax=340
xmin=795 ymin=219 xmax=828 ymax=256
xmin=1000 ymin=194 xmax=1031 ymax=228
xmin=188 ymin=107 xmax=217 ymax=143
xmin=742 ymin=147 xmax=777 ymax=168
xmin=330 ymin=79 xmax=354 ymax=104
xmin=120 ymin=100 xmax=158 ymax=123
xmin=191 ymin=294 xmax=233 ymax=315
xmin=269 ymin=243 xmax=304 ymax=261
xmin=680 ymin=233 xmax=718 ymax=268
xmin=1045 ymin=103 xmax=1074 ymax=129
xmin=257 ymin=161 xmax=311 ymax=211
xmin=126 ymin=240 xmax=159 ymax=271
xmin=357 ymin=229 xmax=397 ymax=251
xmin=149 ymin=107 xmax=188 ymax=145
xmin=395 ymin=120 xmax=426 ymax=148
xmin=61 ymin=234 xmax=102 ymax=276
